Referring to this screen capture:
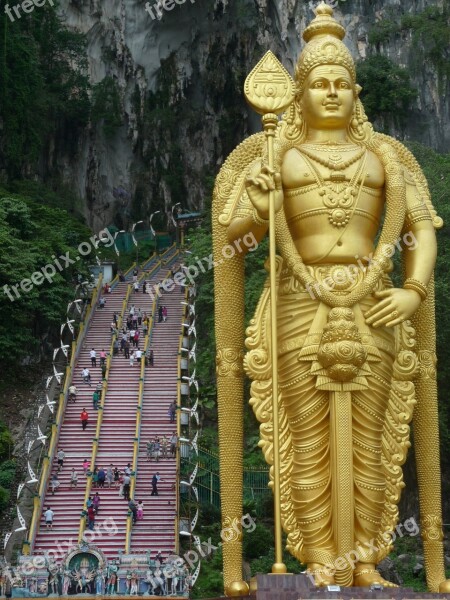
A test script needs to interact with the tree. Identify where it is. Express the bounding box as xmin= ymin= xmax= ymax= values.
xmin=0 ymin=189 xmax=92 ymax=364
xmin=356 ymin=55 xmax=417 ymax=131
